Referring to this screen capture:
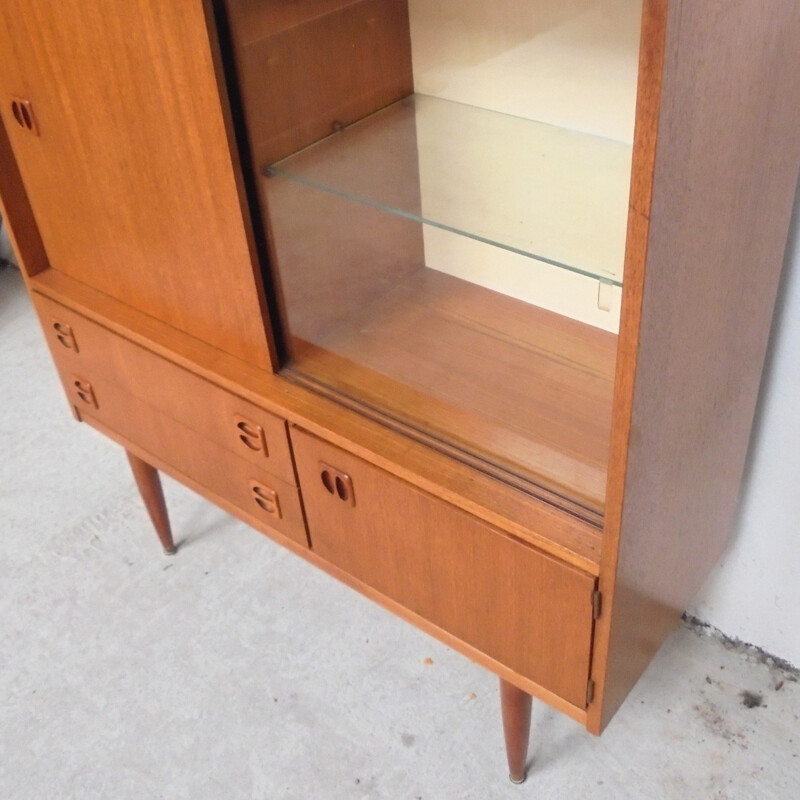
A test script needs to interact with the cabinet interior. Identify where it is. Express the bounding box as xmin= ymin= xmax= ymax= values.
xmin=222 ymin=0 xmax=643 ymax=517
